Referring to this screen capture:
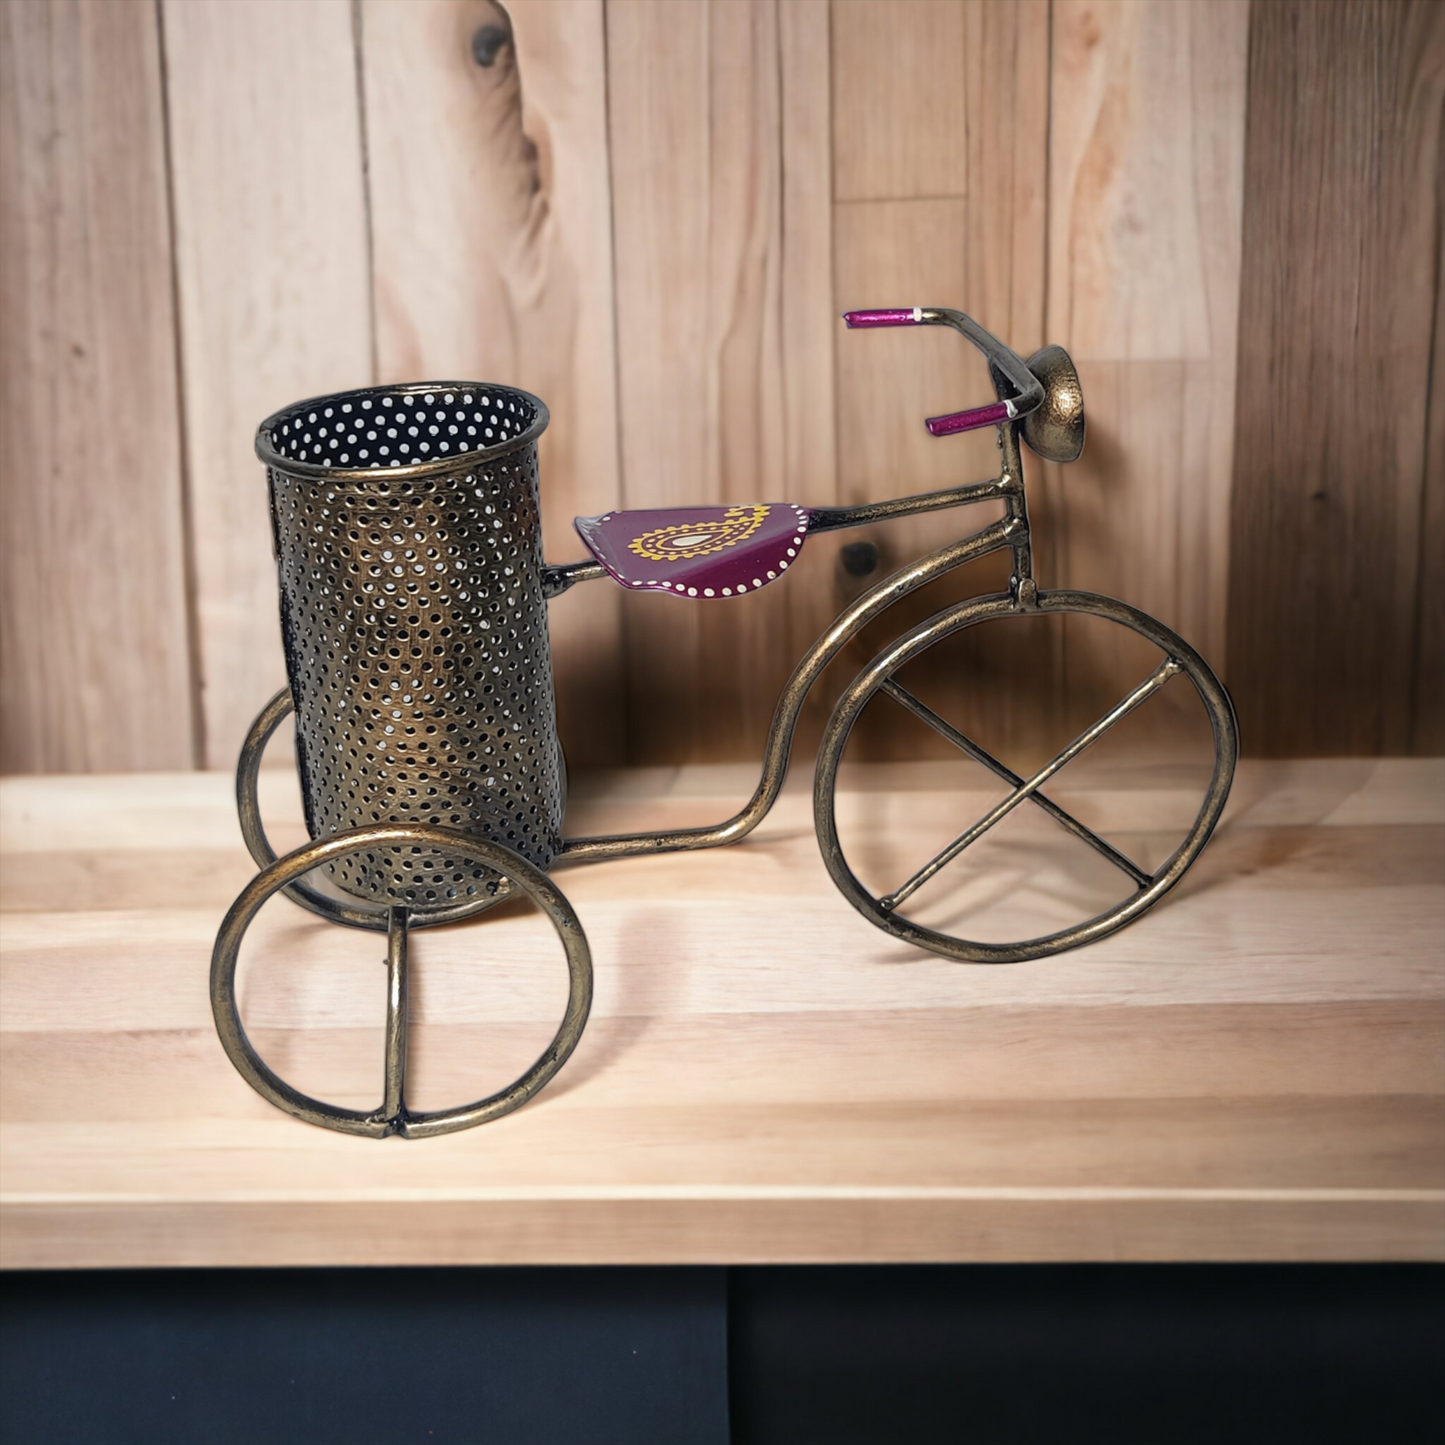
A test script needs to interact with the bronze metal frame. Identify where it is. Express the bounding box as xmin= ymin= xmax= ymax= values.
xmin=219 ymin=306 xmax=1239 ymax=1135
xmin=213 ymin=823 xmax=591 ymax=1138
